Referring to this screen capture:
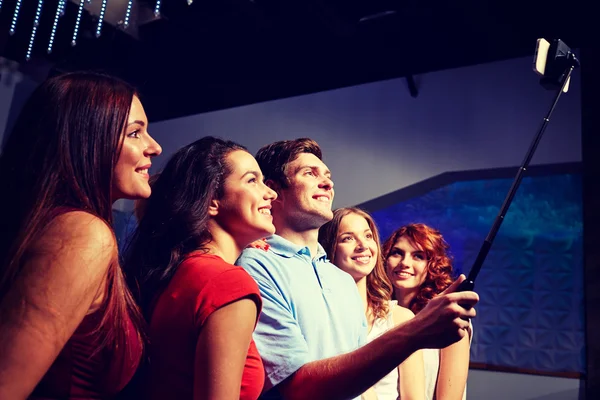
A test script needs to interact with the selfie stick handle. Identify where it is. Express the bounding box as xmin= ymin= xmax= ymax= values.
xmin=457 ymin=63 xmax=576 ymax=293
